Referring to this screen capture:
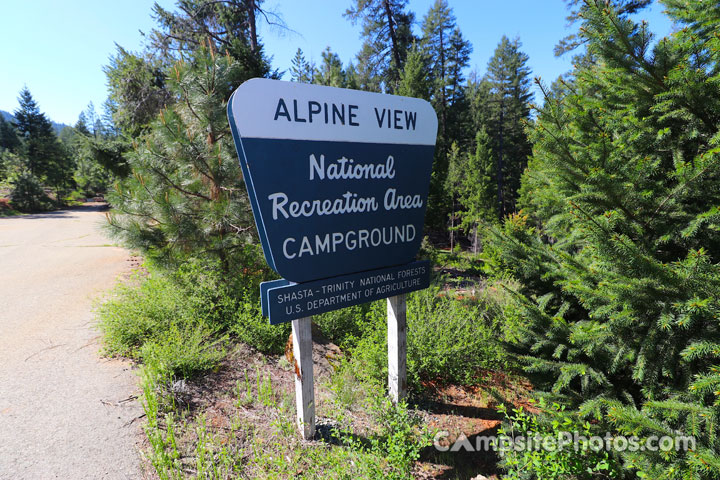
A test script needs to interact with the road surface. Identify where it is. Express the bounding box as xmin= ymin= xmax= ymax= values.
xmin=0 ymin=204 xmax=142 ymax=479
